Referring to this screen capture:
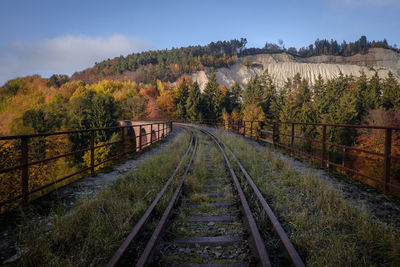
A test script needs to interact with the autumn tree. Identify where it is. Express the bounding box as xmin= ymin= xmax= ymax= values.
xmin=243 ymin=104 xmax=265 ymax=137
